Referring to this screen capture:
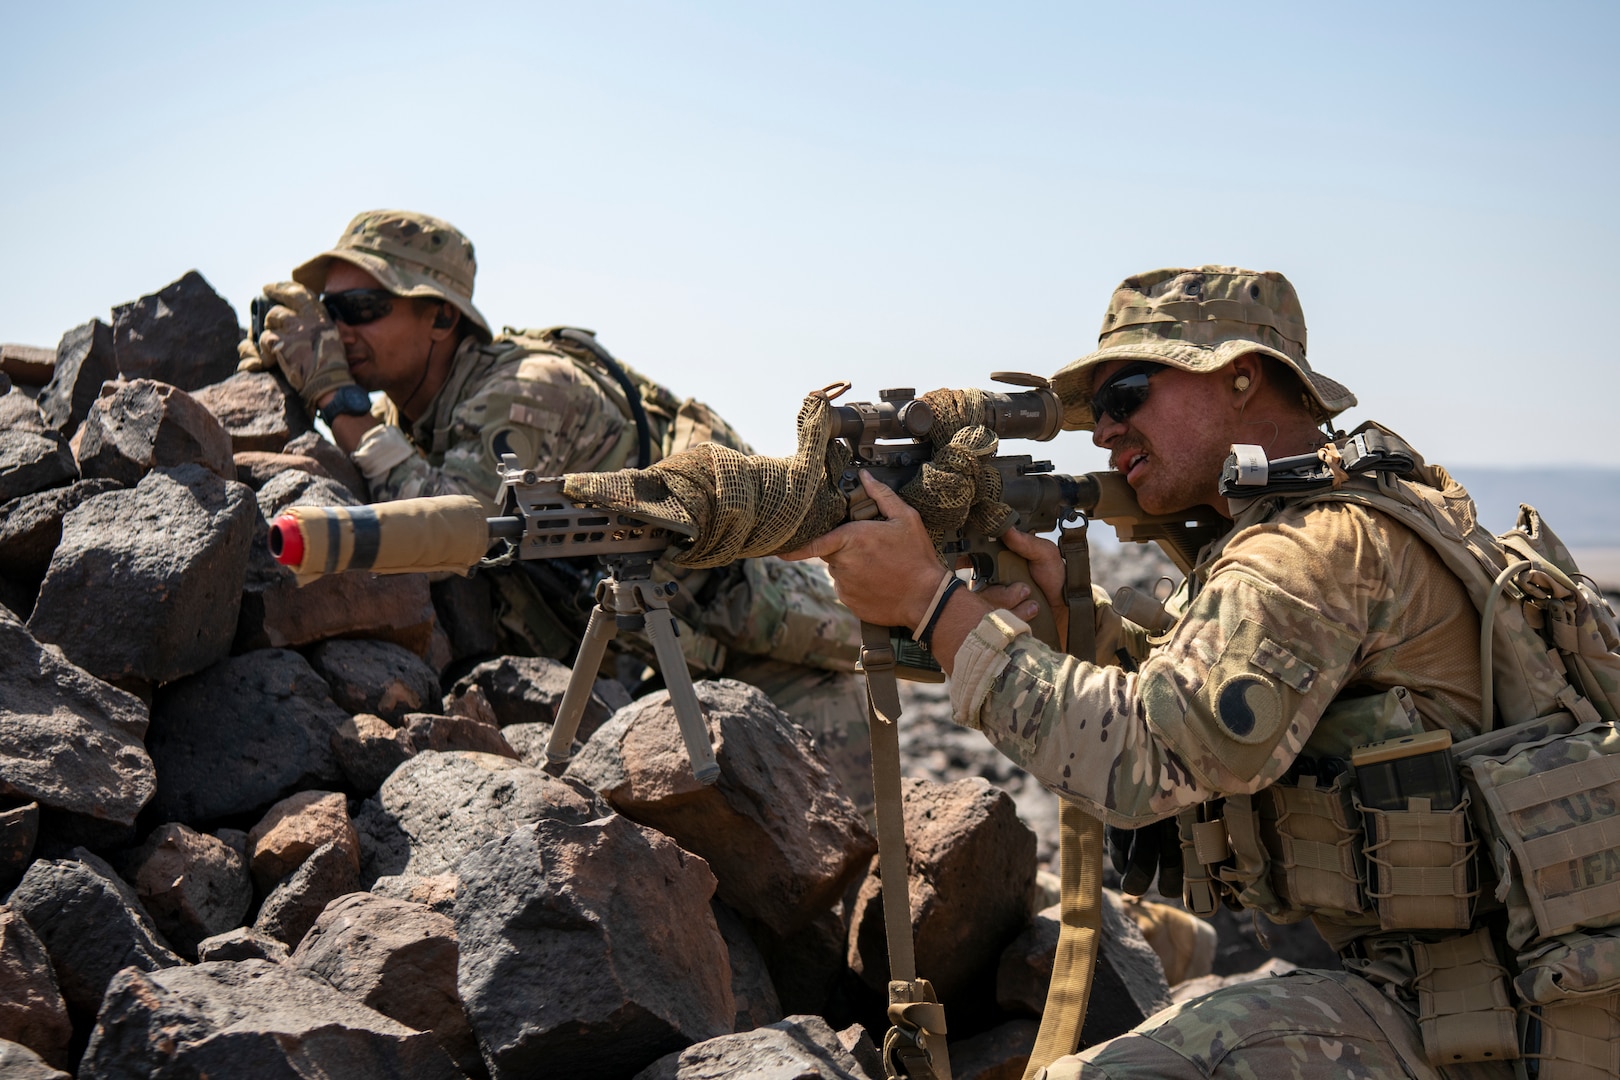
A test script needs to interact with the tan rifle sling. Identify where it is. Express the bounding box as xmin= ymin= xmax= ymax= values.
xmin=1023 ymin=520 xmax=1106 ymax=1080
xmin=862 ymin=619 xmax=952 ymax=1080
